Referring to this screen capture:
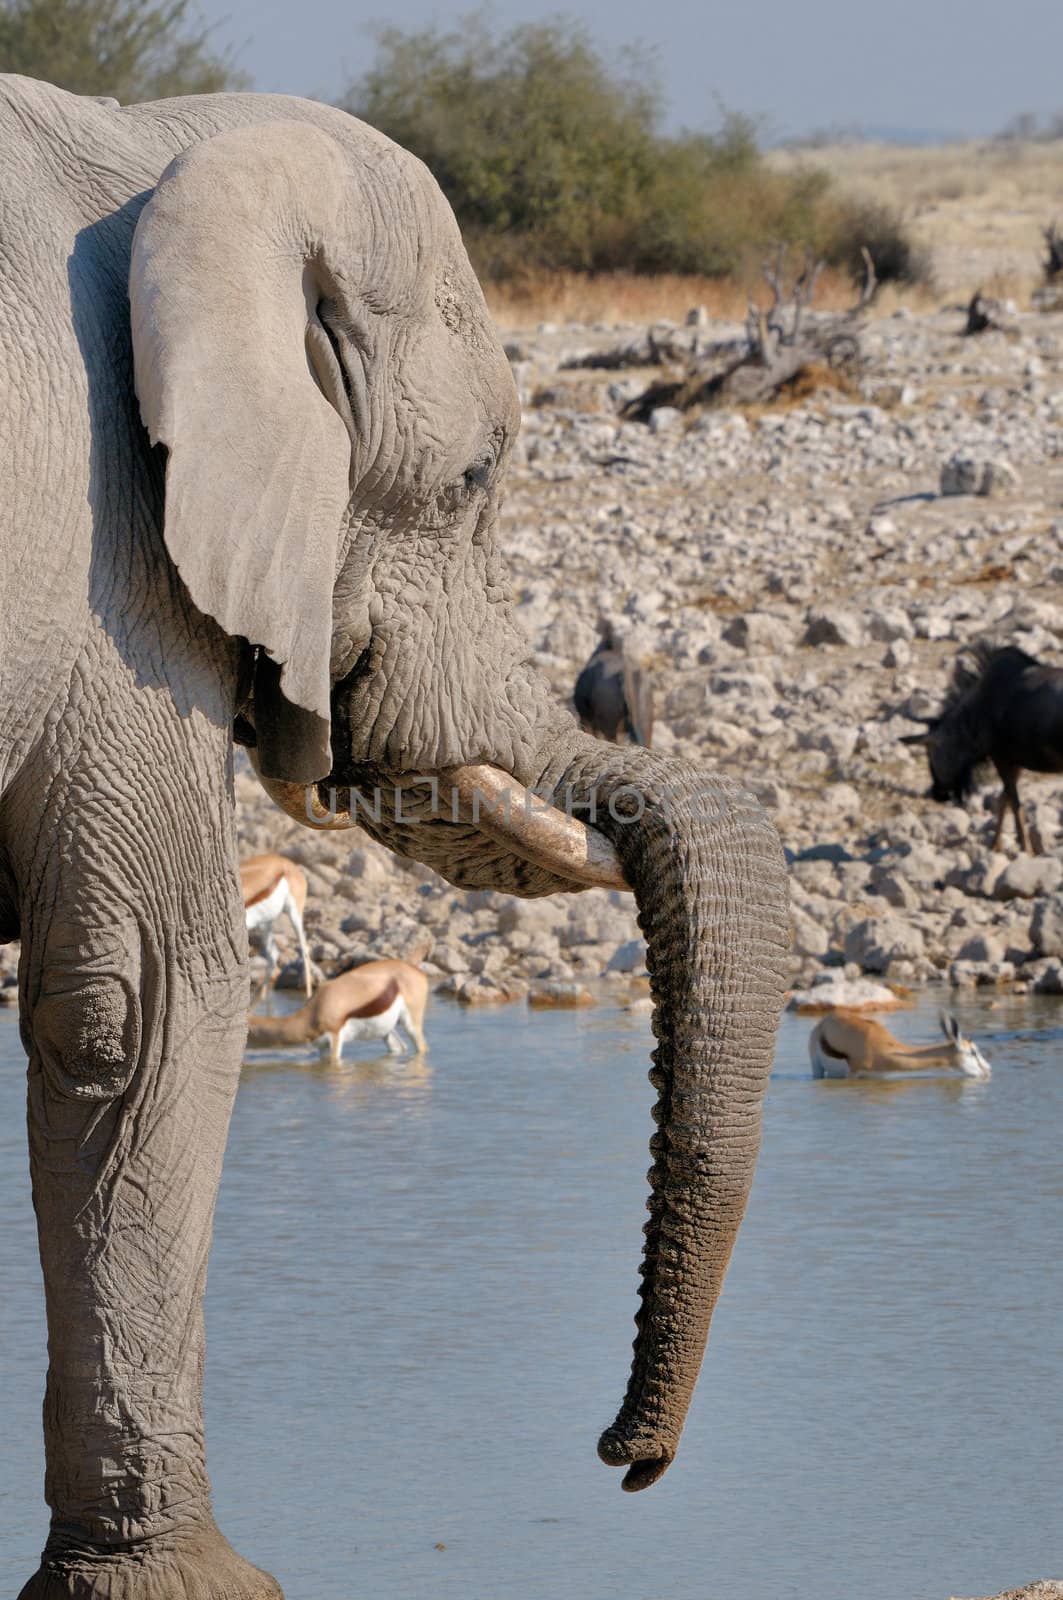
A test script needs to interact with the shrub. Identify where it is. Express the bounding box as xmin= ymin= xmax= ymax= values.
xmin=348 ymin=15 xmax=662 ymax=272
xmin=0 ymin=0 xmax=246 ymax=102
xmin=827 ymin=197 xmax=935 ymax=288
xmin=343 ymin=14 xmax=877 ymax=283
xmin=996 ymin=110 xmax=1063 ymax=143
